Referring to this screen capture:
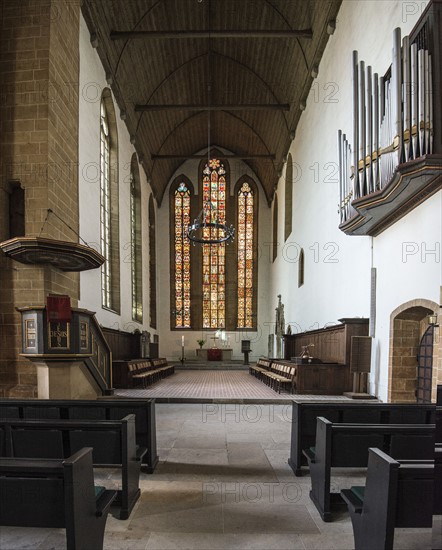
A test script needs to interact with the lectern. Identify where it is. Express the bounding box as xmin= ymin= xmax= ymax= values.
xmin=241 ymin=340 xmax=251 ymax=365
